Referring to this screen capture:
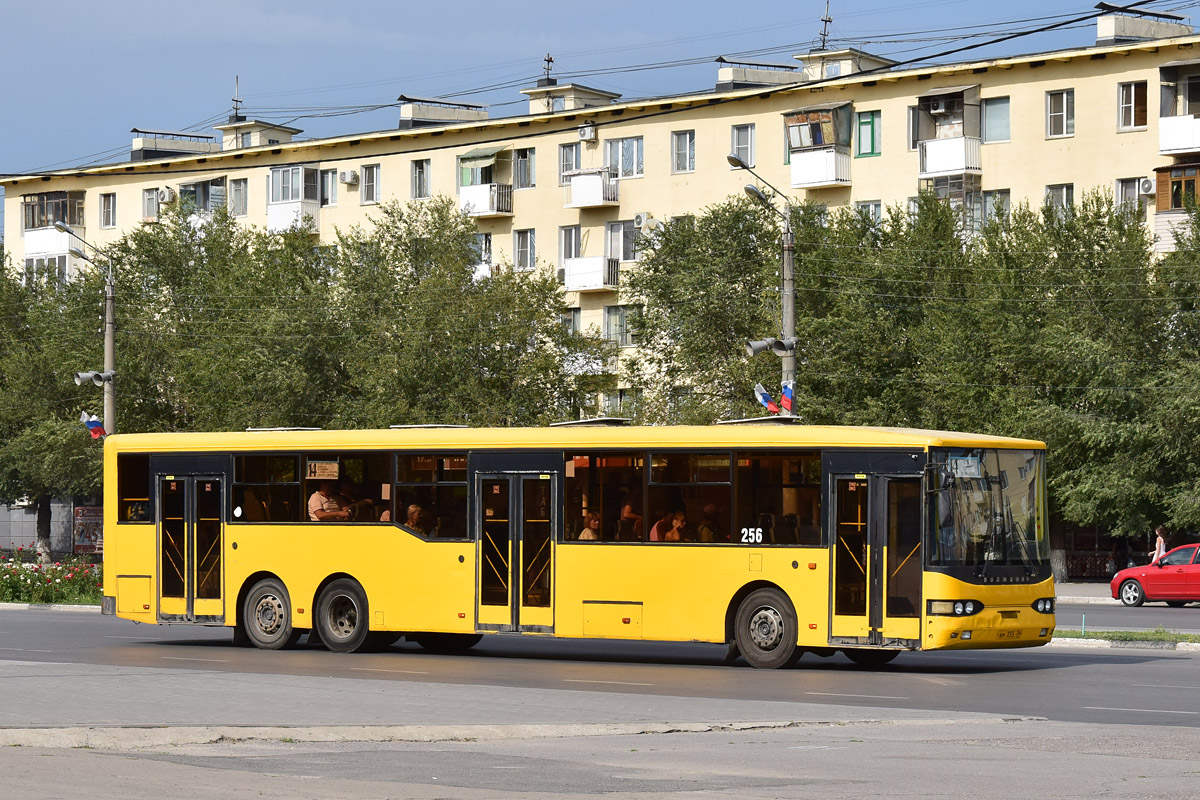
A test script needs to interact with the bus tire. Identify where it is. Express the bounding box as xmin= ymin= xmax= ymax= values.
xmin=844 ymin=649 xmax=899 ymax=668
xmin=412 ymin=633 xmax=483 ymax=653
xmin=315 ymin=578 xmax=371 ymax=653
xmin=1119 ymin=579 xmax=1145 ymax=607
xmin=734 ymin=588 xmax=799 ymax=669
xmin=242 ymin=578 xmax=301 ymax=650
